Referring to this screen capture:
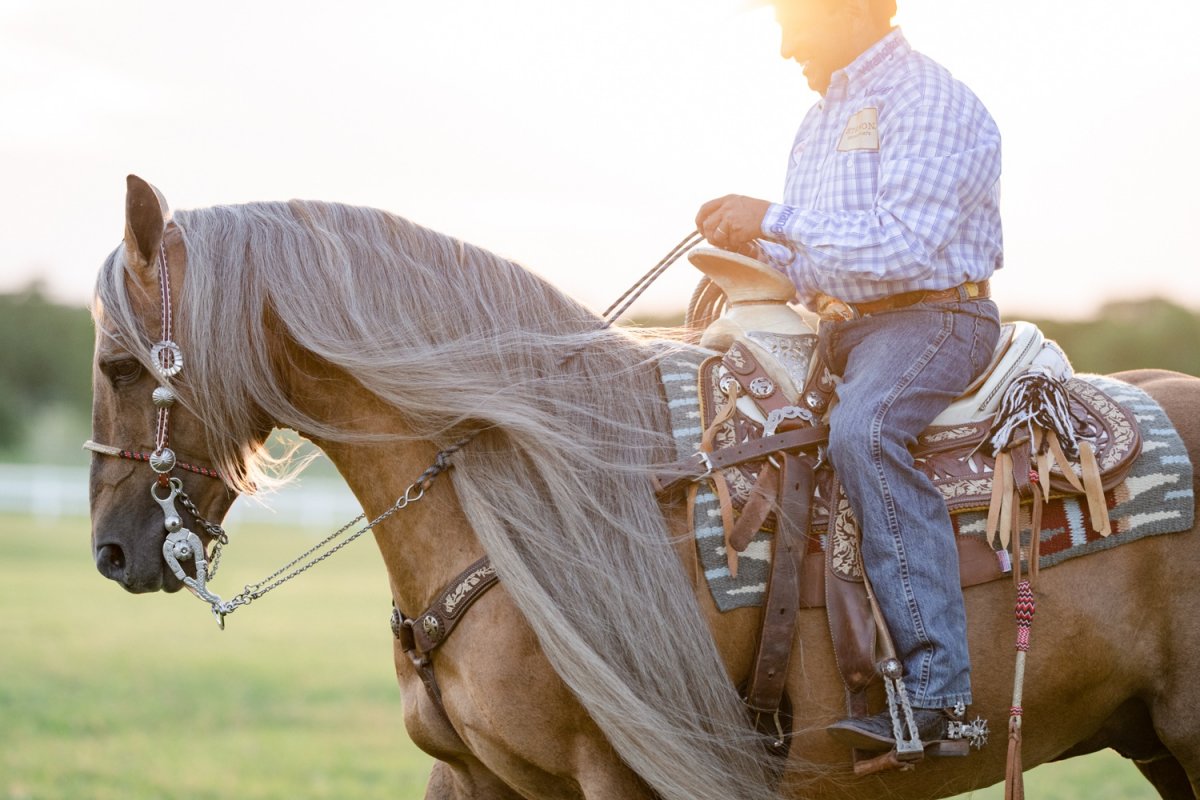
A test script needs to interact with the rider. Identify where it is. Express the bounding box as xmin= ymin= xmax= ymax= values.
xmin=696 ymin=0 xmax=1002 ymax=749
